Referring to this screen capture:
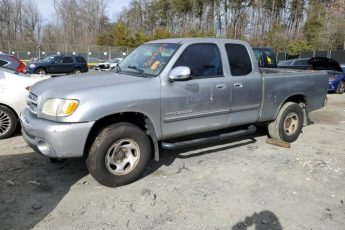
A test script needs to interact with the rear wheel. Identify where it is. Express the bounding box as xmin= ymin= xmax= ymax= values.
xmin=36 ymin=68 xmax=46 ymax=75
xmin=73 ymin=68 xmax=82 ymax=74
xmin=0 ymin=106 xmax=17 ymax=140
xmin=86 ymin=122 xmax=151 ymax=187
xmin=268 ymin=102 xmax=304 ymax=143
xmin=336 ymin=81 xmax=345 ymax=94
